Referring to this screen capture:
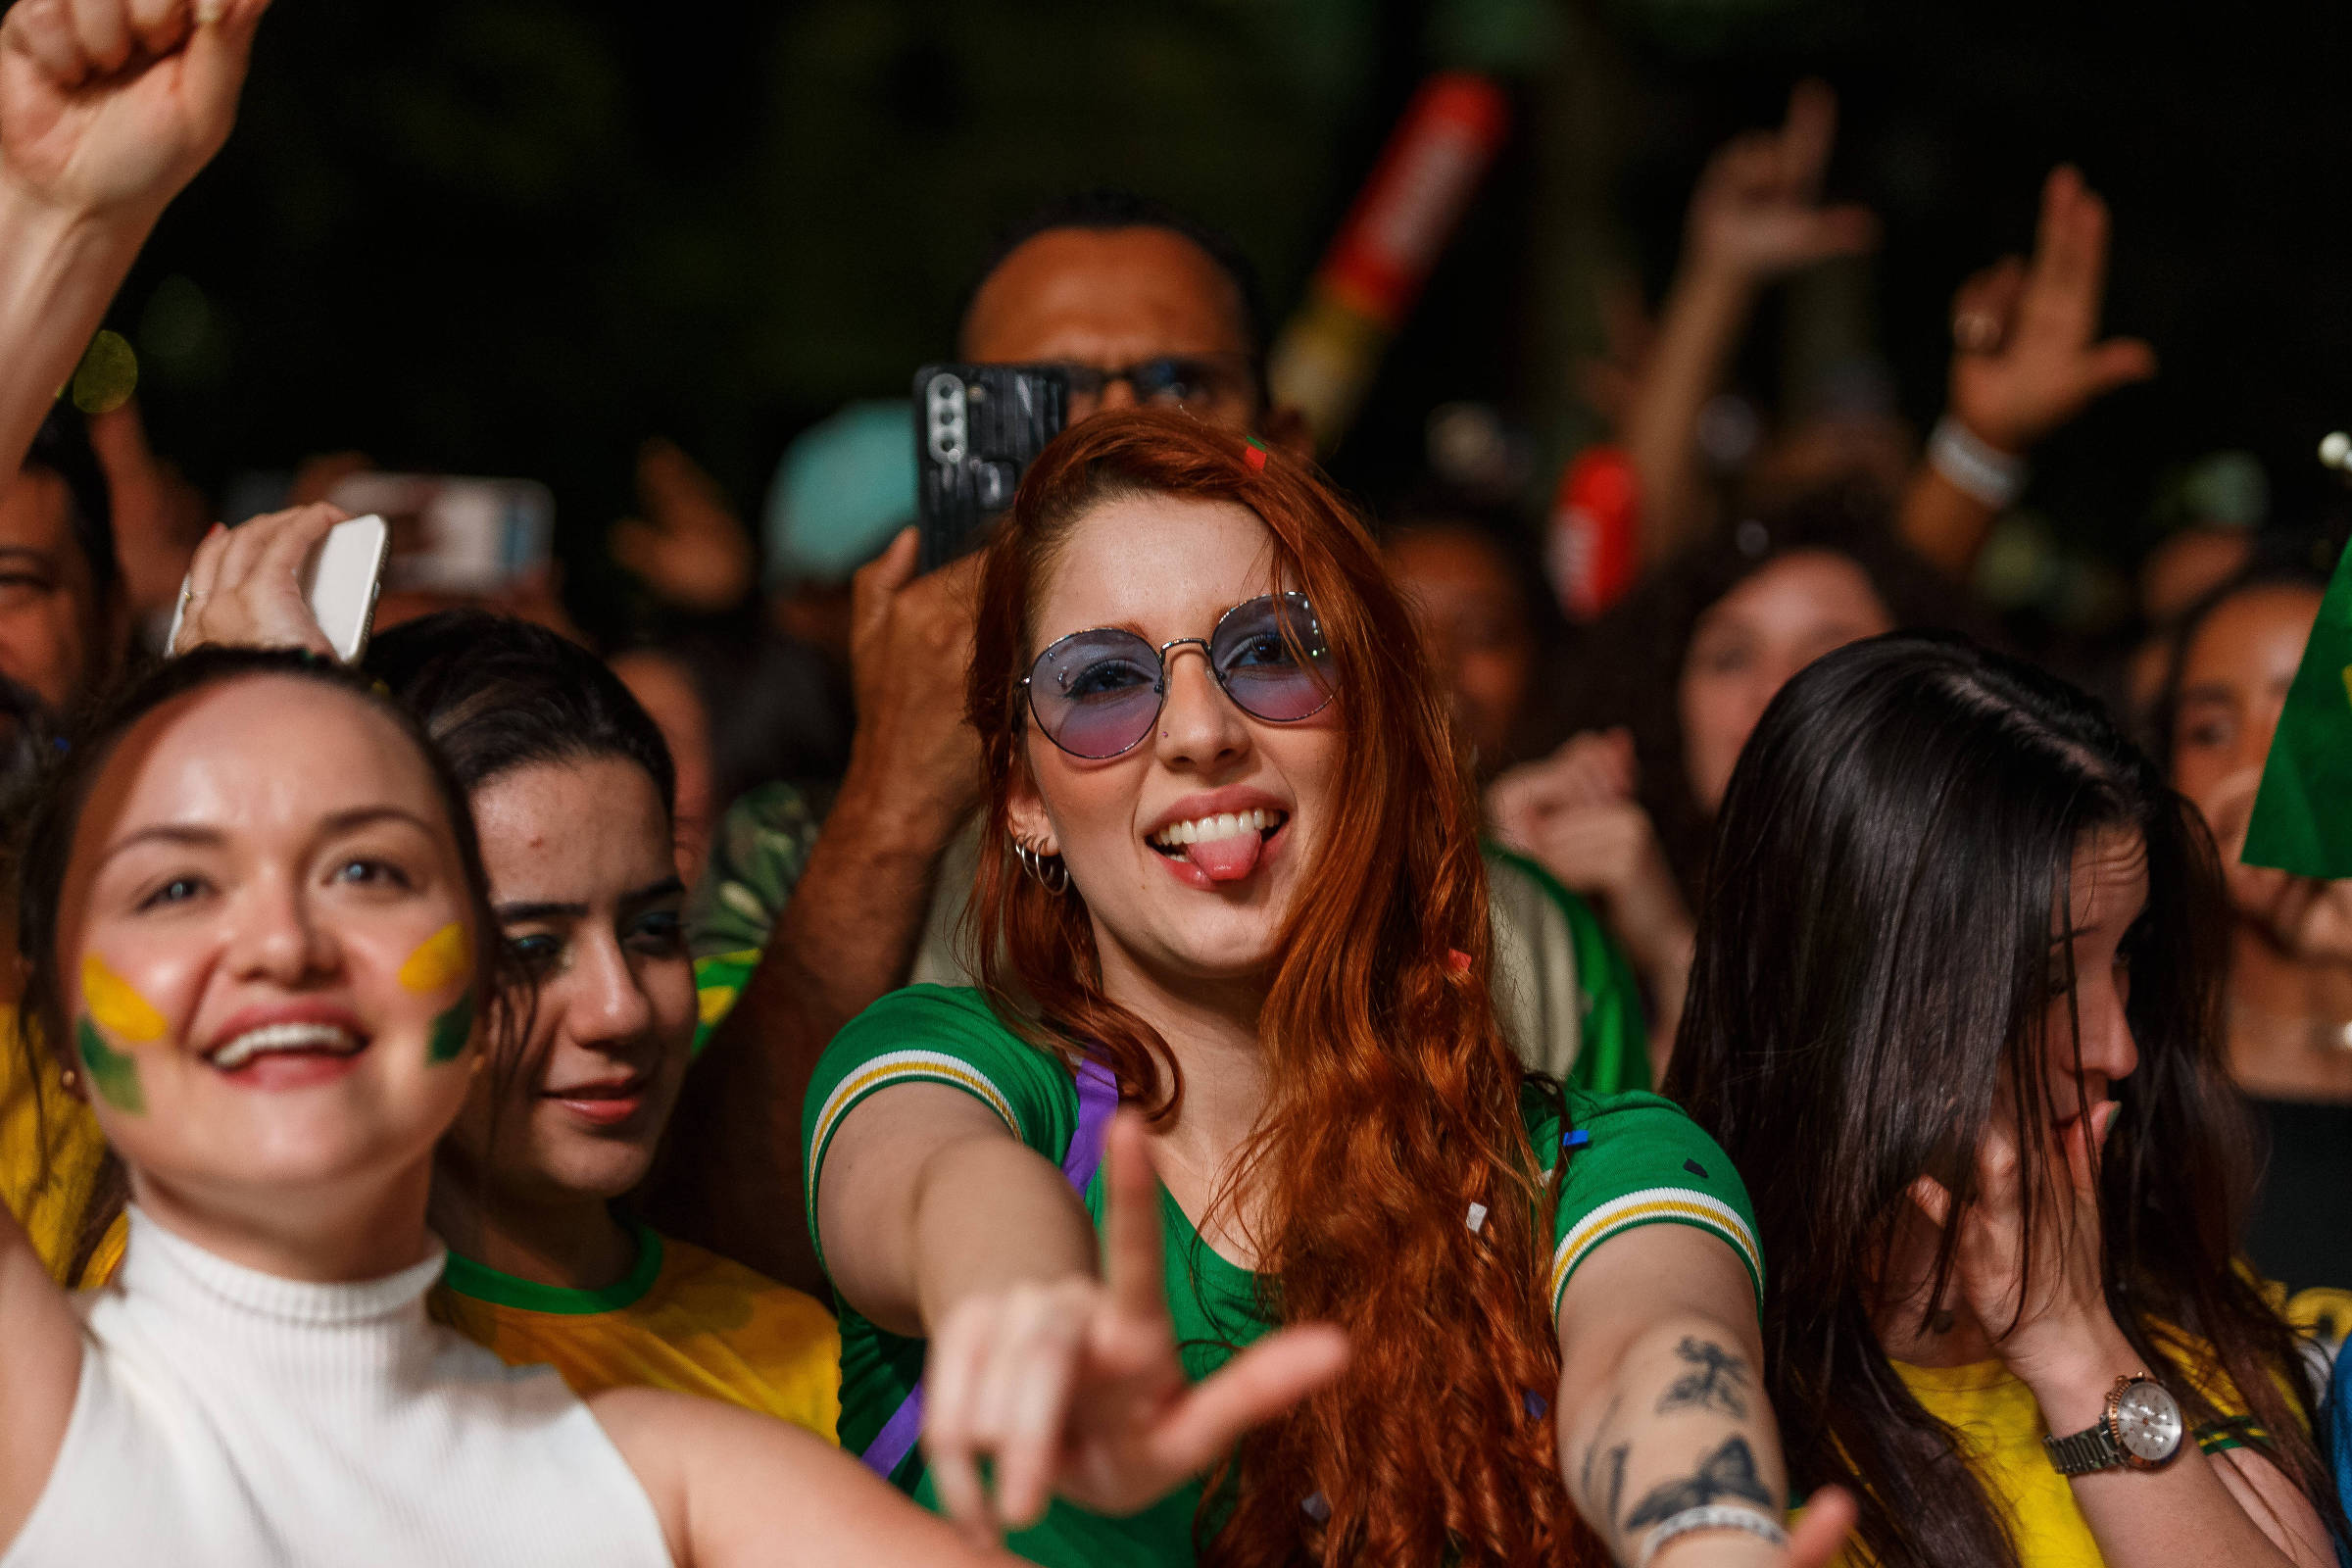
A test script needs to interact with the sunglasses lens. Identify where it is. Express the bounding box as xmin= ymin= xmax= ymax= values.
xmin=1212 ymin=594 xmax=1335 ymax=722
xmin=1028 ymin=629 xmax=1163 ymax=758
